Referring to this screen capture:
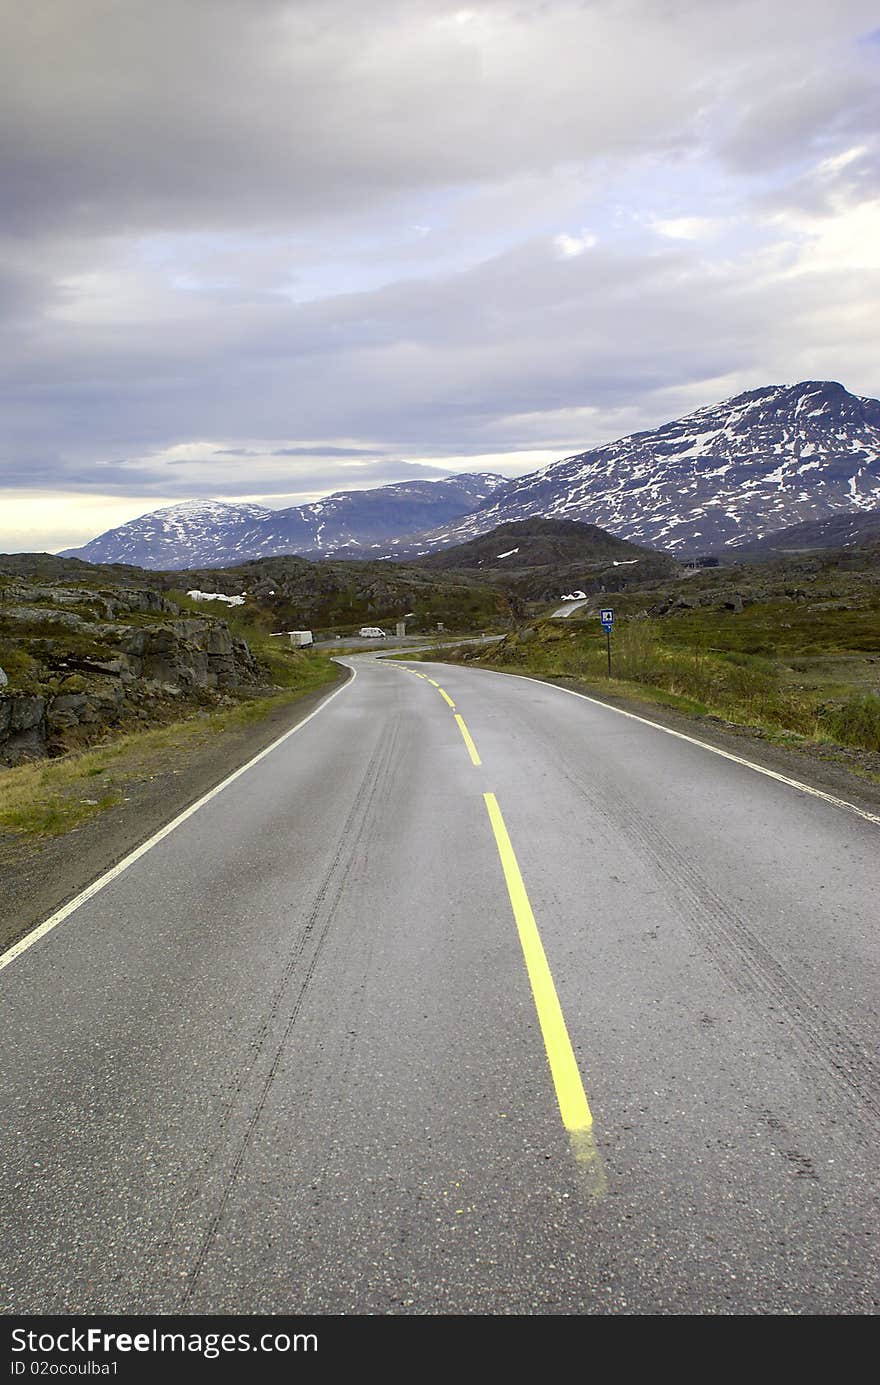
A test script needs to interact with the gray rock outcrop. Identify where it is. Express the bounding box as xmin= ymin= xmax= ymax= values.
xmin=0 ymin=580 xmax=265 ymax=764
